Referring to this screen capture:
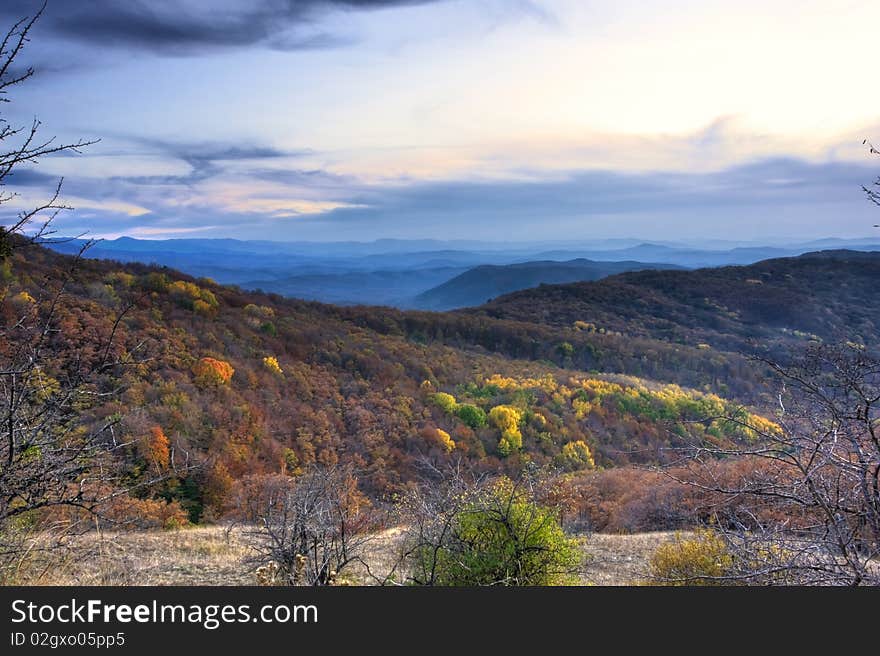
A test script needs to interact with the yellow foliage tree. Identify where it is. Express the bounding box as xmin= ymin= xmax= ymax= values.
xmin=27 ymin=369 xmax=61 ymax=403
xmin=192 ymin=299 xmax=214 ymax=316
xmin=263 ymin=356 xmax=283 ymax=375
xmin=489 ymin=405 xmax=523 ymax=456
xmin=10 ymin=290 xmax=35 ymax=306
xmin=740 ymin=413 xmax=784 ymax=441
xmin=420 ymin=426 xmax=456 ymax=453
xmin=168 ymin=279 xmax=219 ymax=314
xmin=244 ymin=303 xmax=275 ymax=318
xmin=559 ymin=440 xmax=595 ymax=470
xmin=435 ymin=428 xmax=456 ymax=453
